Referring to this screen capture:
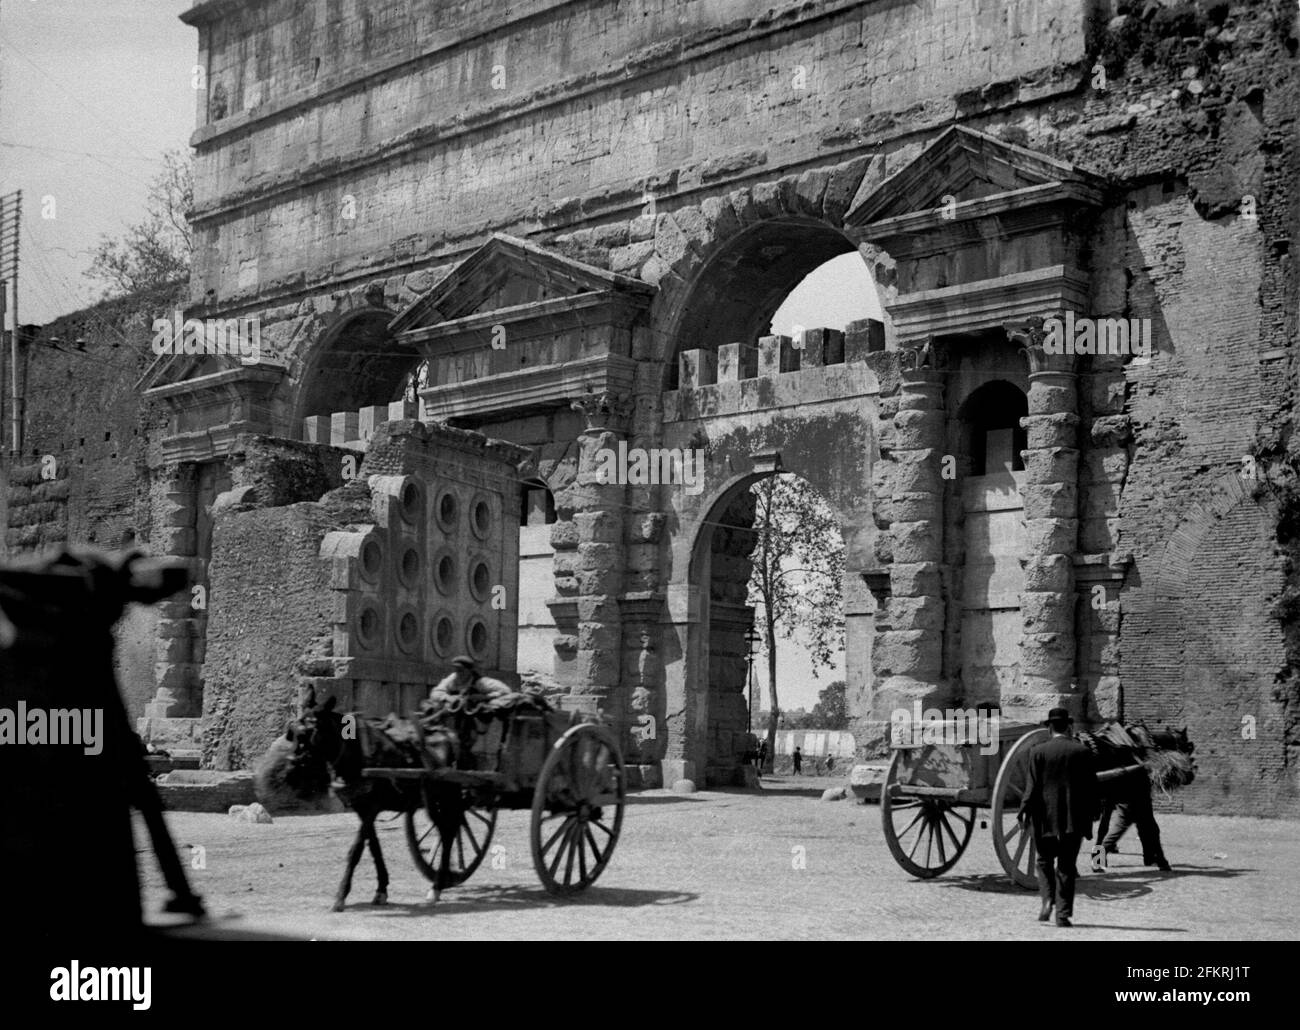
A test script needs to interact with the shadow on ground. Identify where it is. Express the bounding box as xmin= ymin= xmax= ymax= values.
xmin=348 ymin=884 xmax=698 ymax=917
xmin=928 ymin=864 xmax=1253 ymax=904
